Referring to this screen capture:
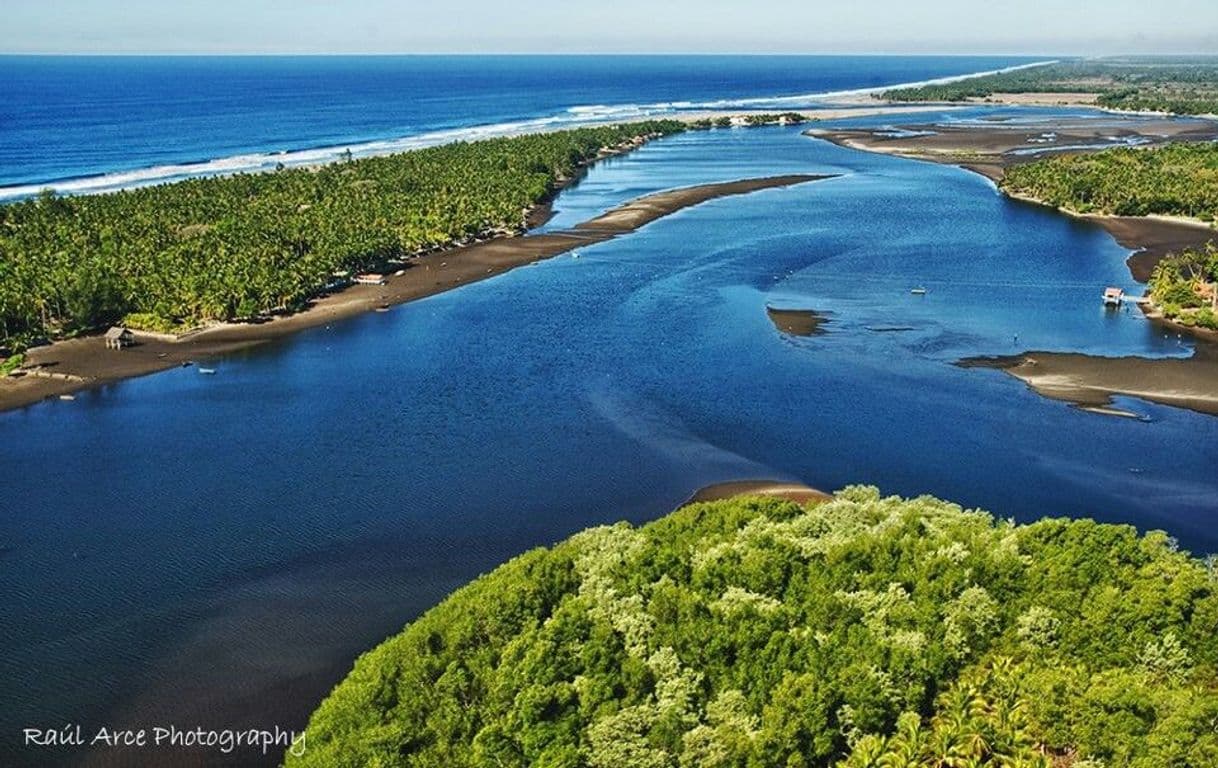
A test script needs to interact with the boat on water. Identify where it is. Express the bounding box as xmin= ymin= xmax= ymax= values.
xmin=198 ymin=368 xmax=216 ymax=375
xmin=1103 ymin=286 xmax=1125 ymax=307
xmin=910 ymin=287 xmax=928 ymax=295
xmin=58 ymin=394 xmax=76 ymax=401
